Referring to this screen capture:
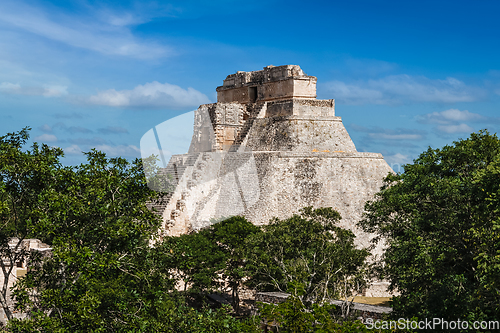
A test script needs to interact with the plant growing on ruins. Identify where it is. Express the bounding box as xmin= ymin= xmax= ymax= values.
xmin=246 ymin=207 xmax=370 ymax=308
xmin=359 ymin=130 xmax=500 ymax=325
